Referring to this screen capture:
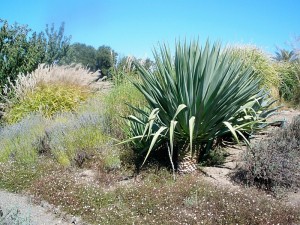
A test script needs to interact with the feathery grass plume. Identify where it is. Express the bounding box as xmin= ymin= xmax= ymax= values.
xmin=3 ymin=64 xmax=98 ymax=100
xmin=2 ymin=64 xmax=98 ymax=123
